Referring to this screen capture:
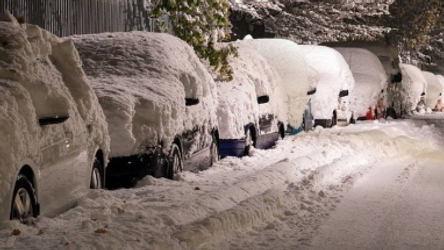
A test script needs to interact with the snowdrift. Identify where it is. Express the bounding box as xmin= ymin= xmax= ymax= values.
xmin=422 ymin=71 xmax=442 ymax=110
xmin=0 ymin=13 xmax=109 ymax=220
xmin=399 ymin=64 xmax=427 ymax=113
xmin=333 ymin=47 xmax=388 ymax=117
xmin=215 ymin=43 xmax=287 ymax=139
xmin=239 ymin=38 xmax=318 ymax=127
xmin=301 ymin=45 xmax=355 ymax=119
xmin=71 ymin=32 xmax=217 ymax=157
